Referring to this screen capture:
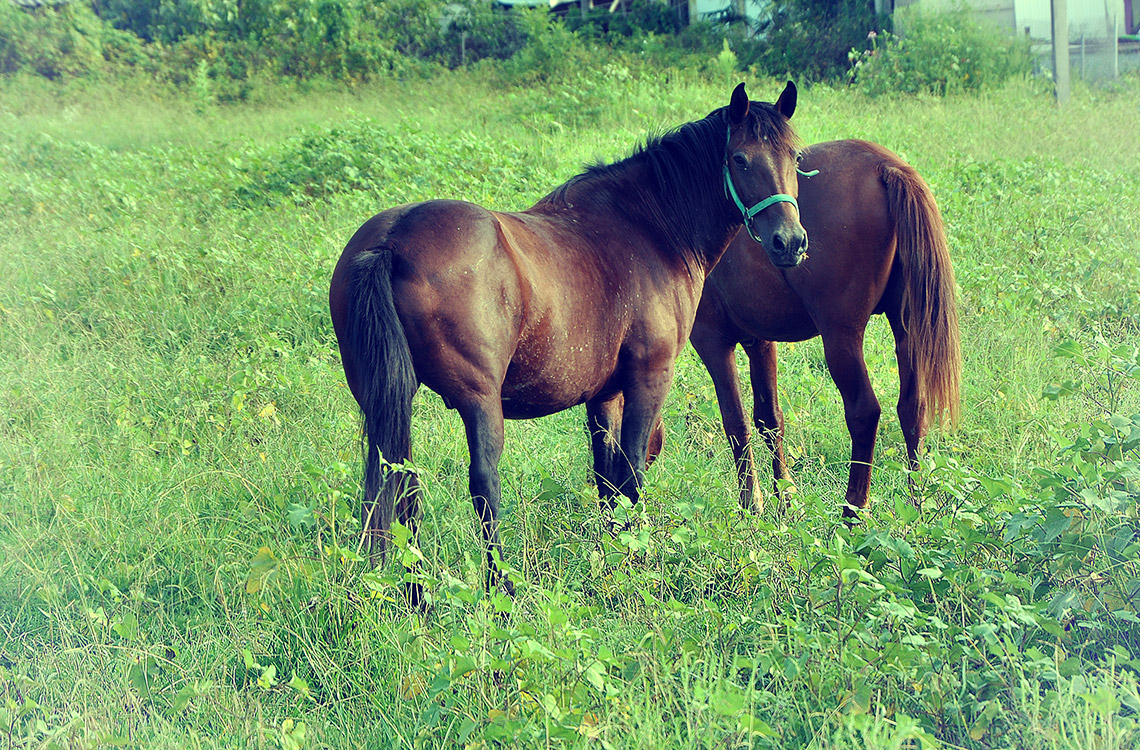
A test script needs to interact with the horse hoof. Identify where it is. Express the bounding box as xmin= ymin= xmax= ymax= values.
xmin=740 ymin=495 xmax=765 ymax=515
xmin=499 ymin=576 xmax=517 ymax=598
xmin=485 ymin=569 xmax=517 ymax=598
xmin=403 ymin=581 xmax=426 ymax=610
